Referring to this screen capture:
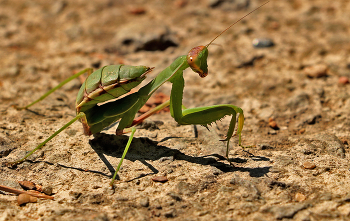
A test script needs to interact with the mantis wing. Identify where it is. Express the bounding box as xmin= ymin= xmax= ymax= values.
xmin=84 ymin=55 xmax=189 ymax=134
